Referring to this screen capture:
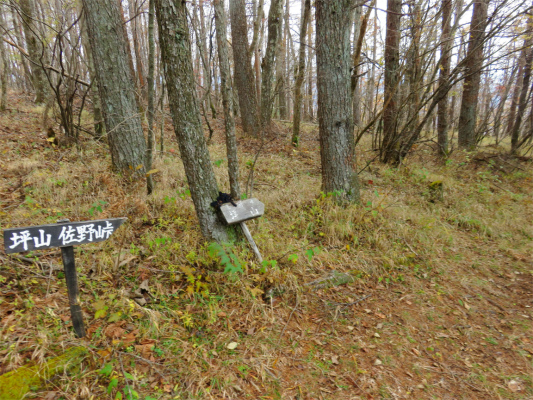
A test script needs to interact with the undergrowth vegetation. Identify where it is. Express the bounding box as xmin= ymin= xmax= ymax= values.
xmin=0 ymin=95 xmax=532 ymax=399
